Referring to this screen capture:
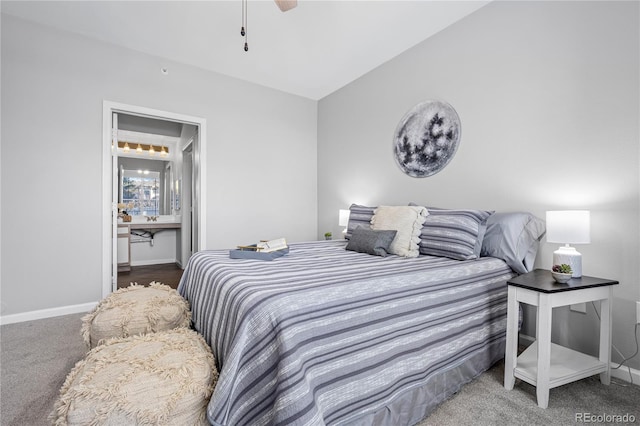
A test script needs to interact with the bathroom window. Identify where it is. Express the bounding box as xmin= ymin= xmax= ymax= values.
xmin=121 ymin=170 xmax=161 ymax=216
